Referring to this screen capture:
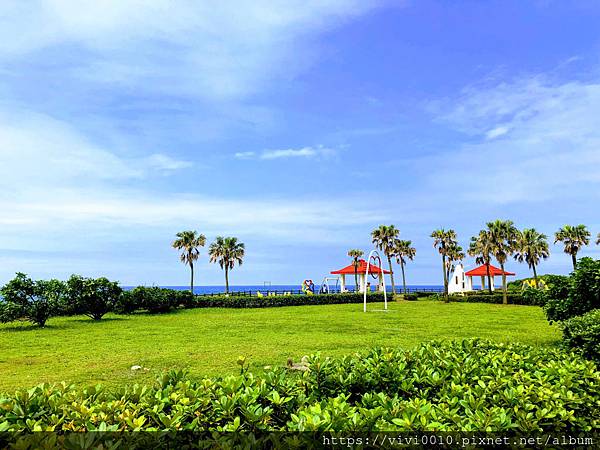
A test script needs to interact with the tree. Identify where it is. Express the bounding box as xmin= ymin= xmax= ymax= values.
xmin=371 ymin=225 xmax=400 ymax=294
xmin=487 ymin=220 xmax=519 ymax=305
xmin=347 ymin=249 xmax=364 ymax=291
xmin=393 ymin=240 xmax=416 ymax=295
xmin=0 ymin=273 xmax=65 ymax=327
xmin=468 ymin=230 xmax=494 ymax=293
xmin=66 ymin=275 xmax=123 ymax=321
xmin=596 ymin=232 xmax=600 ymax=246
xmin=172 ymin=230 xmax=206 ymax=293
xmin=209 ymin=236 xmax=245 ymax=294
xmin=554 ymin=225 xmax=591 ymax=271
xmin=431 ymin=229 xmax=459 ymax=302
xmin=514 ymin=228 xmax=550 ymax=287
